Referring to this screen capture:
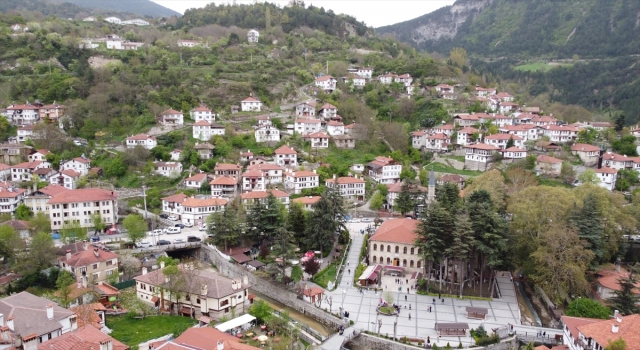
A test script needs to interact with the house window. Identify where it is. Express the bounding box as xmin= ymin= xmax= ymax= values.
xmin=373 ymin=244 xmax=377 ymax=251
xmin=185 ymin=295 xmax=191 ymax=301
xmin=387 ymin=246 xmax=390 ymax=253
xmin=395 ymin=246 xmax=399 ymax=253
xmin=403 ymin=247 xmax=407 ymax=254
xmin=93 ymin=264 xmax=98 ymax=270
xmin=196 ymin=298 xmax=201 ymax=304
xmin=106 ymin=270 xmax=113 ymax=276
xmin=410 ymin=248 xmax=414 ymax=255
xmin=221 ymin=299 xmax=229 ymax=307
xmin=372 ymin=256 xmax=376 ymax=263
